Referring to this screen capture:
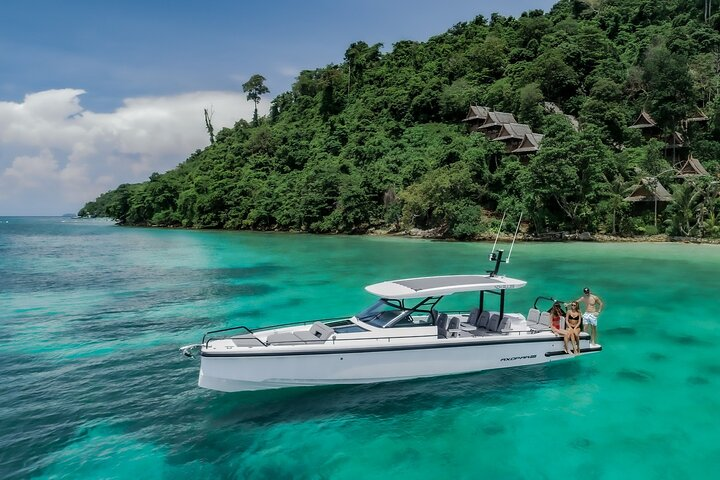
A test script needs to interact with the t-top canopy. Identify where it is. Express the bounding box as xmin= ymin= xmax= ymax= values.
xmin=365 ymin=275 xmax=527 ymax=299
